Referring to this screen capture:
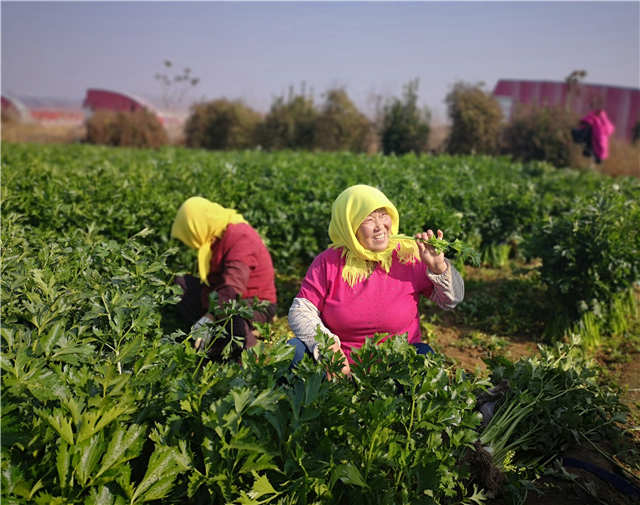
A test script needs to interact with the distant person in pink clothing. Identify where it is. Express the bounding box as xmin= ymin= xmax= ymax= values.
xmin=287 ymin=184 xmax=464 ymax=376
xmin=572 ymin=109 xmax=615 ymax=163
